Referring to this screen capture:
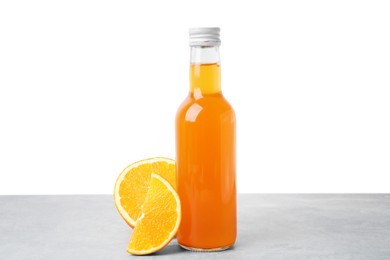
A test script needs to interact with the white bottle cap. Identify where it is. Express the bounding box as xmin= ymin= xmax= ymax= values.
xmin=189 ymin=27 xmax=221 ymax=47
